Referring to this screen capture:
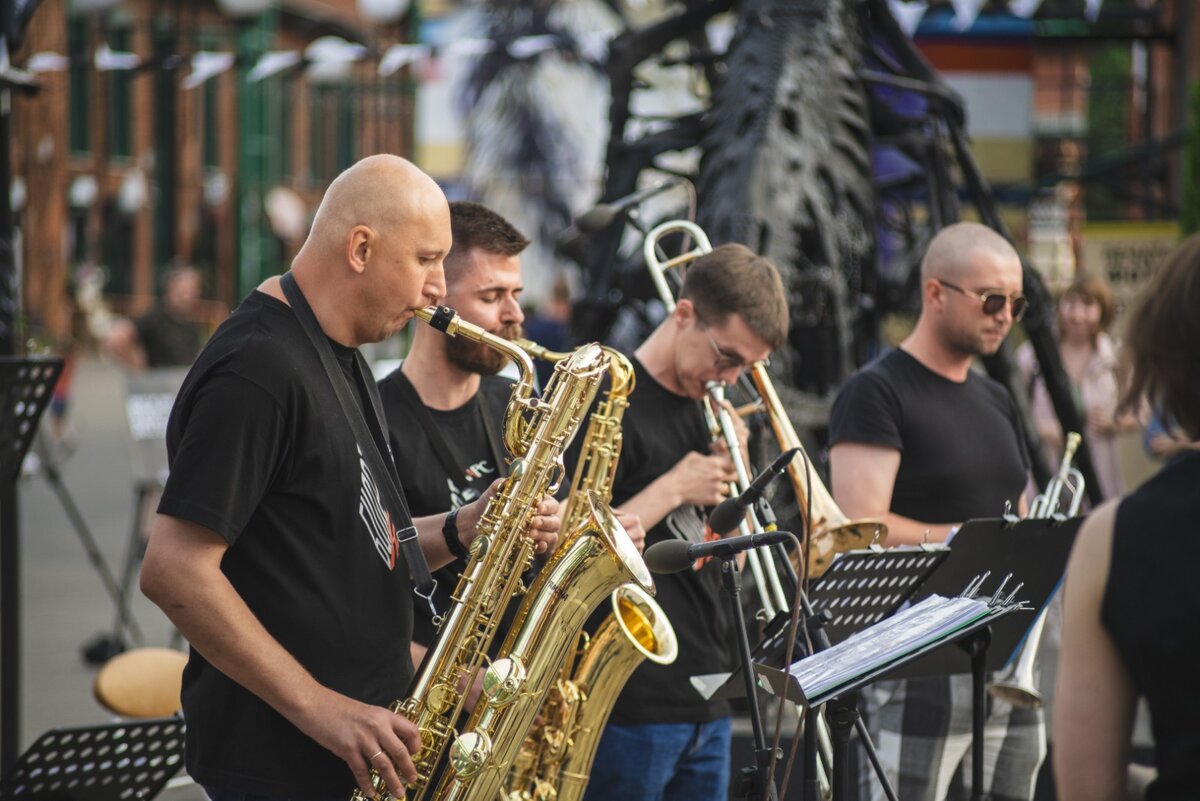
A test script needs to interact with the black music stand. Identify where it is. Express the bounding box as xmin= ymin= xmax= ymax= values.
xmin=0 ymin=358 xmax=62 ymax=487
xmin=878 ymin=517 xmax=1079 ymax=801
xmin=807 ymin=546 xmax=949 ymax=645
xmin=2 ymin=356 xmax=65 ymax=774
xmin=0 ymin=717 xmax=185 ymax=800
xmin=755 ymin=595 xmax=1019 ymax=801
xmin=27 ymin=430 xmax=145 ymax=651
xmin=889 ymin=516 xmax=1081 ymax=679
